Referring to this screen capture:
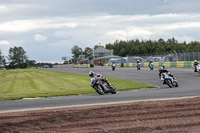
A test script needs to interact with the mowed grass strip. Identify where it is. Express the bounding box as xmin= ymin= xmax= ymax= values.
xmin=0 ymin=69 xmax=154 ymax=100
